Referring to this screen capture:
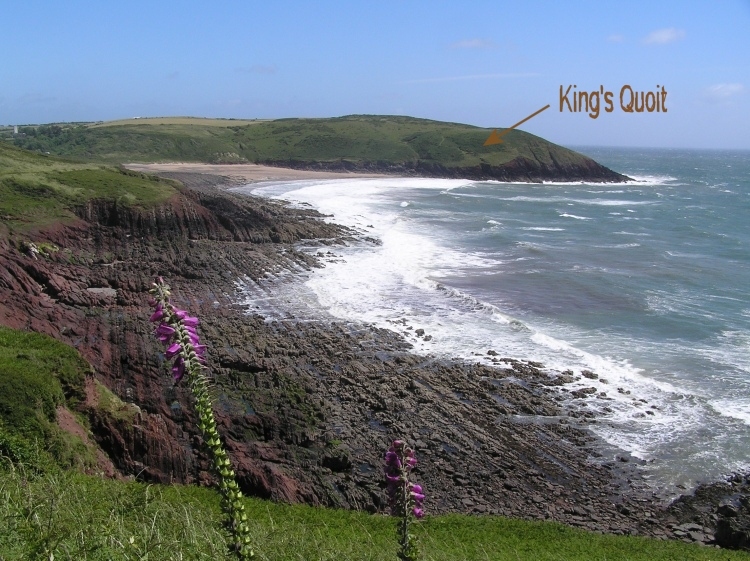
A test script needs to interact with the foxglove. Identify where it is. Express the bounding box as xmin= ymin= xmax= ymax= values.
xmin=149 ymin=278 xmax=254 ymax=559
